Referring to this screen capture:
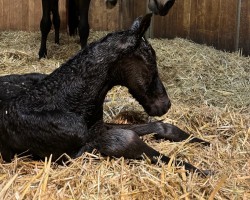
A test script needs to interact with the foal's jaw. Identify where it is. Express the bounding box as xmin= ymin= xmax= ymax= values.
xmin=128 ymin=84 xmax=171 ymax=117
